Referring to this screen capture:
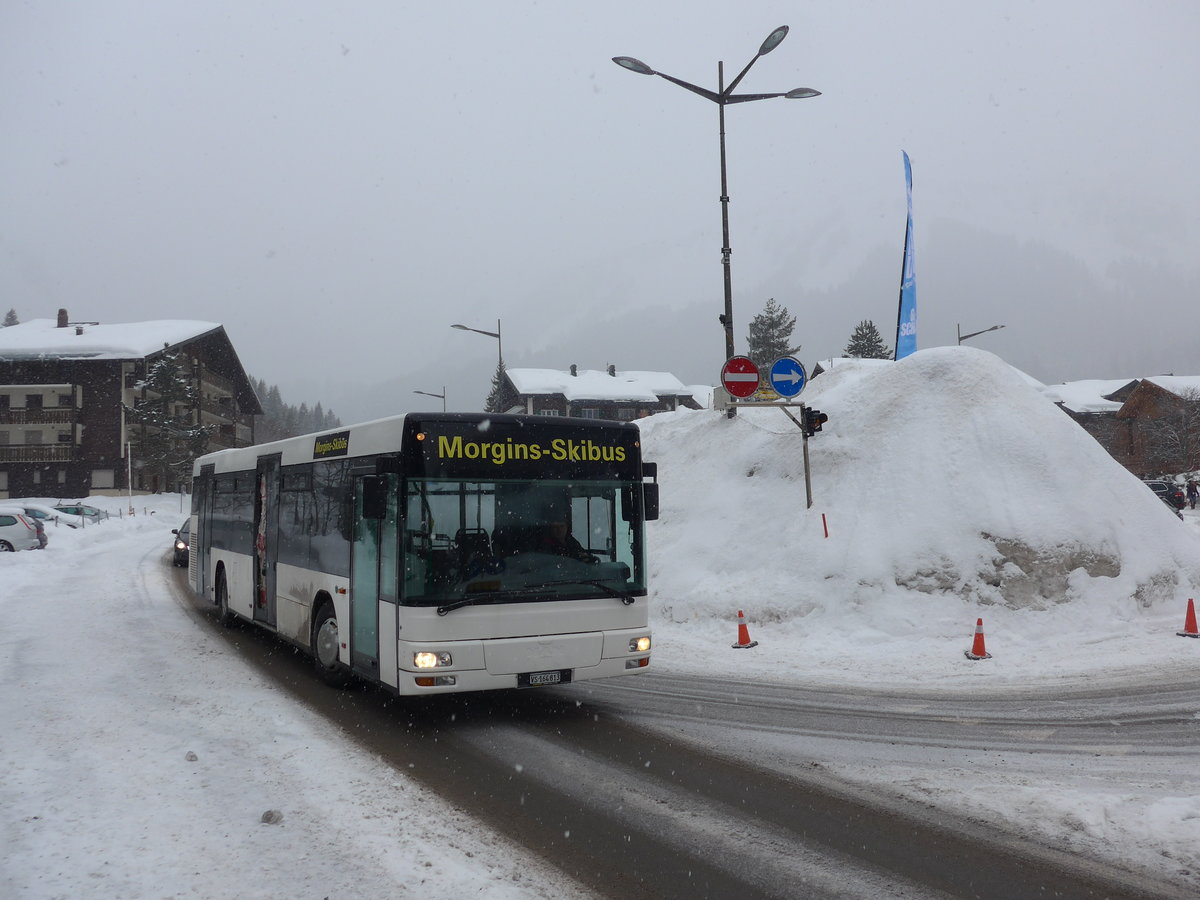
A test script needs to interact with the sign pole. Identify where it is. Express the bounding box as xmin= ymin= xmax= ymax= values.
xmin=778 ymin=404 xmax=814 ymax=509
xmin=801 ymin=428 xmax=813 ymax=509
